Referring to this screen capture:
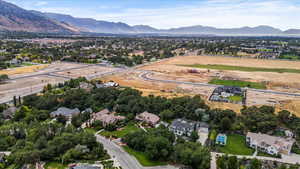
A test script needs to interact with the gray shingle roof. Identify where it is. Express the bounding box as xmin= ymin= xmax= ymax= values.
xmin=50 ymin=107 xmax=80 ymax=117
